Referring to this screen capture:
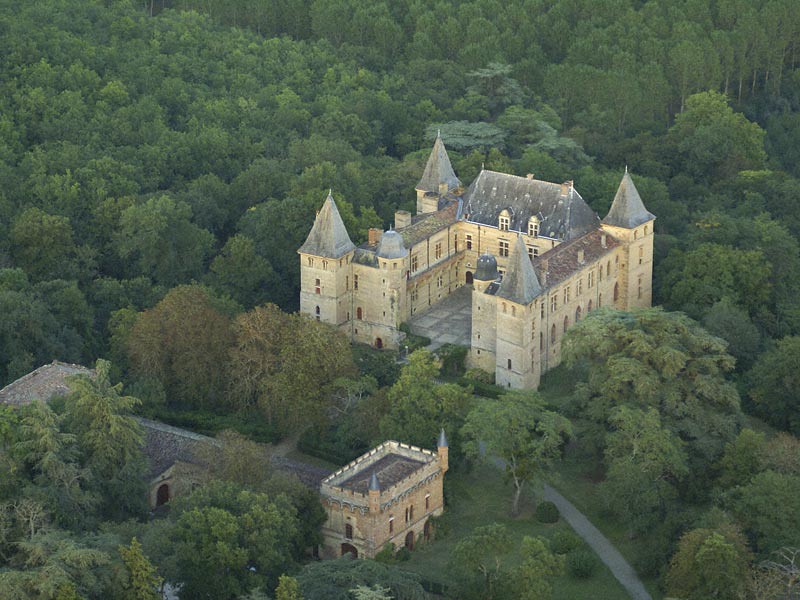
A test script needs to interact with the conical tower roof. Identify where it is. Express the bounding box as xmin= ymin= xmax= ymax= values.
xmin=298 ymin=191 xmax=355 ymax=258
xmin=497 ymin=236 xmax=543 ymax=305
xmin=416 ymin=132 xmax=461 ymax=194
xmin=602 ymin=169 xmax=655 ymax=229
xmin=369 ymin=472 xmax=381 ymax=492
